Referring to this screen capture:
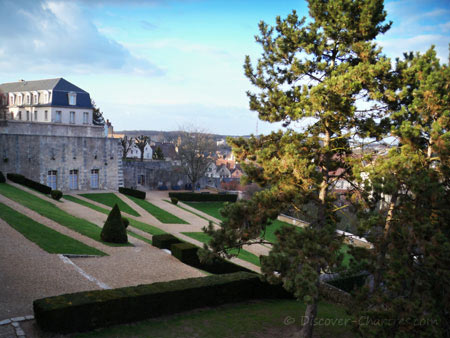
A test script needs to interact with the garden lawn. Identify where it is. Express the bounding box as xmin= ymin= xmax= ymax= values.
xmin=64 ymin=195 xmax=109 ymax=214
xmin=79 ymin=193 xmax=140 ymax=217
xmin=0 ymin=202 xmax=105 ymax=256
xmin=127 ymin=196 xmax=188 ymax=224
xmin=183 ymin=202 xmax=354 ymax=268
xmin=184 ymin=201 xmax=226 ymax=221
xmin=182 ymin=232 xmax=261 ymax=267
xmin=65 ymin=195 xmax=166 ymax=238
xmin=0 ymin=184 xmax=129 ymax=246
xmin=76 ymin=299 xmax=354 ymax=338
